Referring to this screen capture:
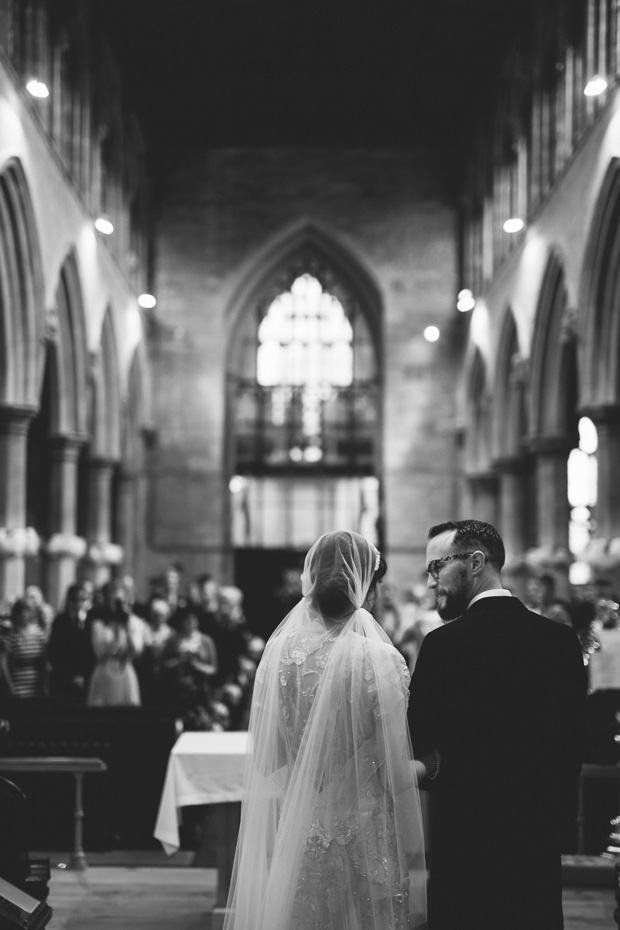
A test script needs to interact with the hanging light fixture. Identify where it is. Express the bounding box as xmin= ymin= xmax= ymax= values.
xmin=584 ymin=75 xmax=608 ymax=96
